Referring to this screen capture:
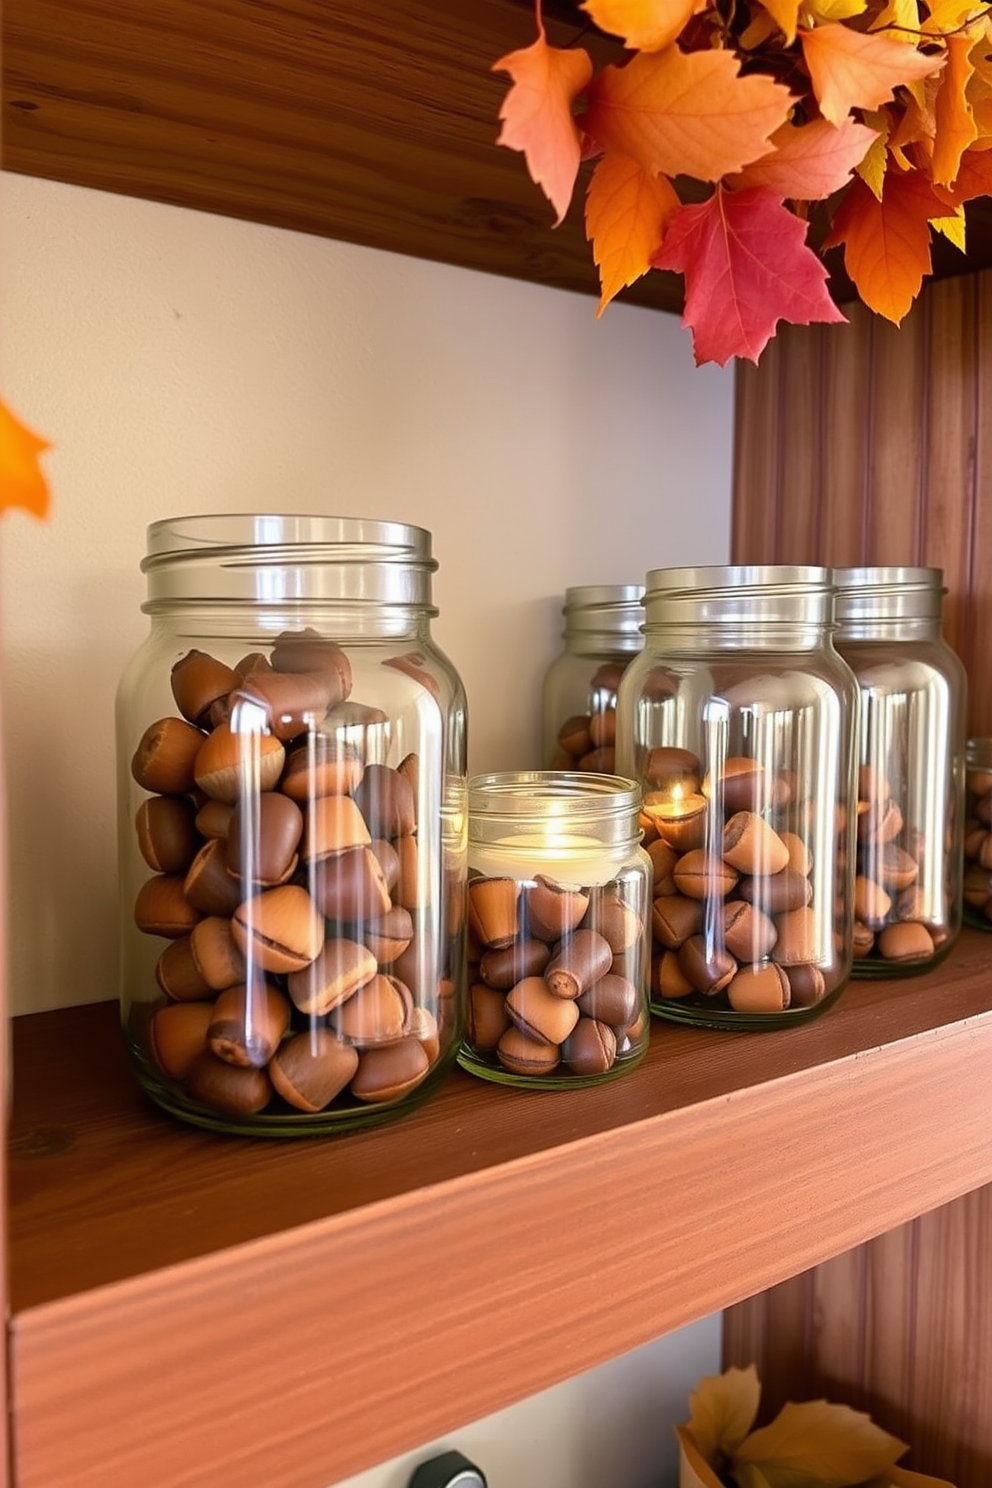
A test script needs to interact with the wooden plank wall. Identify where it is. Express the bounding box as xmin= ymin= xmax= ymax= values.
xmin=725 ymin=269 xmax=992 ymax=1488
